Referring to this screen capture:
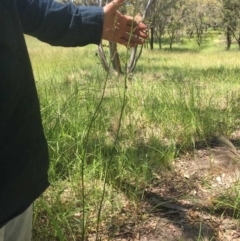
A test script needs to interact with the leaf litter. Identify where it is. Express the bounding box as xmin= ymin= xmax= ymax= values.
xmin=87 ymin=134 xmax=240 ymax=241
